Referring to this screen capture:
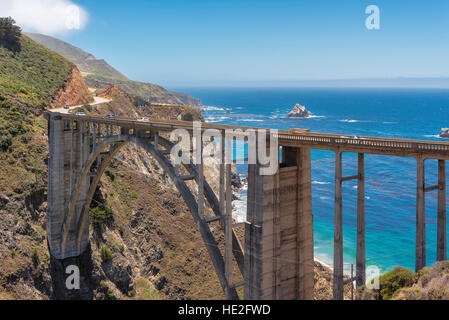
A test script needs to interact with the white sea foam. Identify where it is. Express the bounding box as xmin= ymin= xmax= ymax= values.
xmin=240 ymin=119 xmax=264 ymax=122
xmin=287 ymin=115 xmax=325 ymax=119
xmin=339 ymin=119 xmax=360 ymax=123
xmin=383 ymin=122 xmax=398 ymax=124
xmin=204 ymin=116 xmax=231 ymax=123
xmin=312 ymin=180 xmax=331 ymax=185
xmin=232 ymin=198 xmax=247 ymax=223
xmin=202 ymin=105 xmax=228 ymax=111
xmin=424 ymin=134 xmax=441 ymax=138
xmin=307 ymin=115 xmax=326 ymax=119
